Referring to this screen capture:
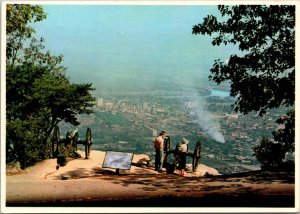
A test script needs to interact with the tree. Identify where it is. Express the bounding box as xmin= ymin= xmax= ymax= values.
xmin=252 ymin=137 xmax=285 ymax=169
xmin=6 ymin=4 xmax=46 ymax=66
xmin=192 ymin=5 xmax=295 ymax=168
xmin=6 ymin=5 xmax=95 ymax=168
